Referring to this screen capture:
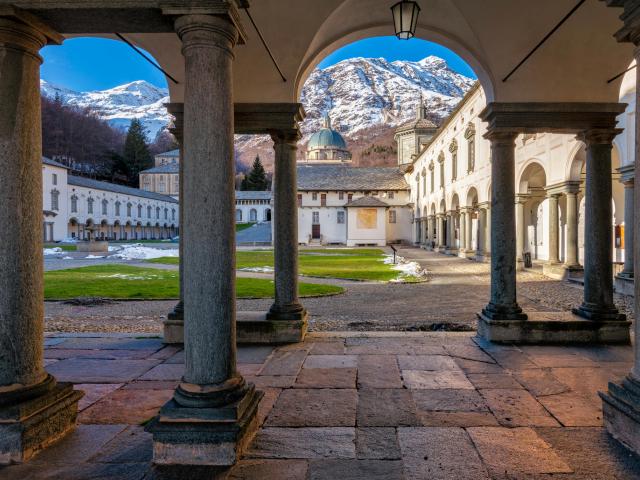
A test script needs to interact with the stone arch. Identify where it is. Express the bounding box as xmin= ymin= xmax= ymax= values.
xmin=249 ymin=208 xmax=258 ymax=222
xmin=518 ymin=160 xmax=548 ymax=195
xmin=465 ymin=186 xmax=479 ymax=207
xmin=439 ymin=199 xmax=447 ymax=213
